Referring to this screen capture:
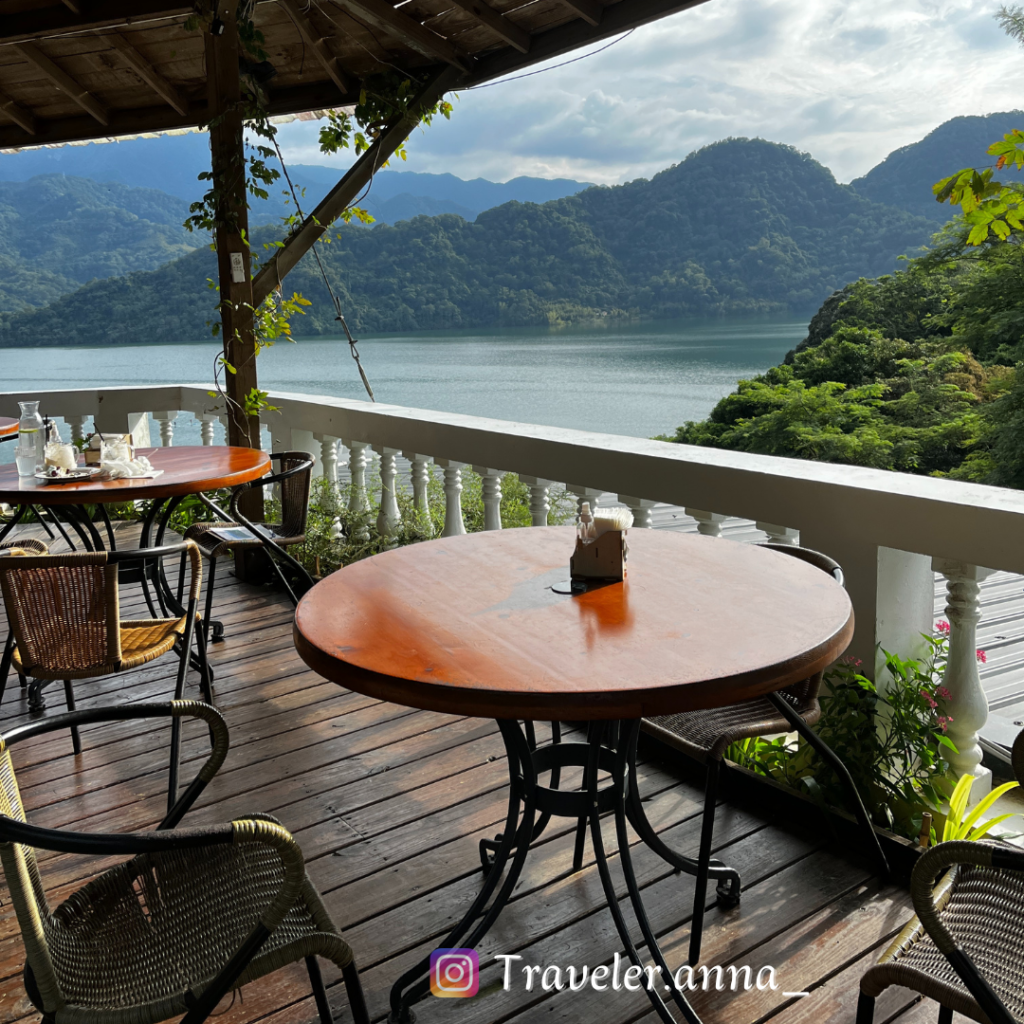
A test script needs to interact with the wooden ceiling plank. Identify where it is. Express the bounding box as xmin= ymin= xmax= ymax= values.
xmin=559 ymin=0 xmax=601 ymax=25
xmin=278 ymin=0 xmax=354 ymax=94
xmin=106 ymin=31 xmax=188 ymax=115
xmin=331 ymin=0 xmax=471 ymax=70
xmin=0 ymin=2 xmax=193 ymax=46
xmin=0 ymin=87 xmax=37 ymax=134
xmin=443 ymin=0 xmax=529 ymax=52
xmin=13 ymin=42 xmax=109 ymax=124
